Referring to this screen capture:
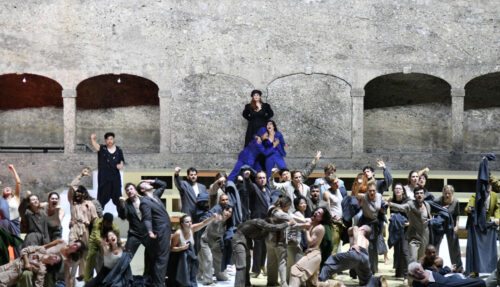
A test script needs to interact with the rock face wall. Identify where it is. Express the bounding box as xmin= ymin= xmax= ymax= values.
xmin=268 ymin=74 xmax=352 ymax=158
xmin=0 ymin=1 xmax=499 ymax=192
xmin=364 ymin=103 xmax=452 ymax=153
xmin=0 ymin=108 xmax=64 ymax=147
xmin=464 ymin=108 xmax=500 ymax=153
xmin=76 ymin=106 xmax=160 ymax=153
xmin=170 ymin=74 xmax=253 ymax=153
